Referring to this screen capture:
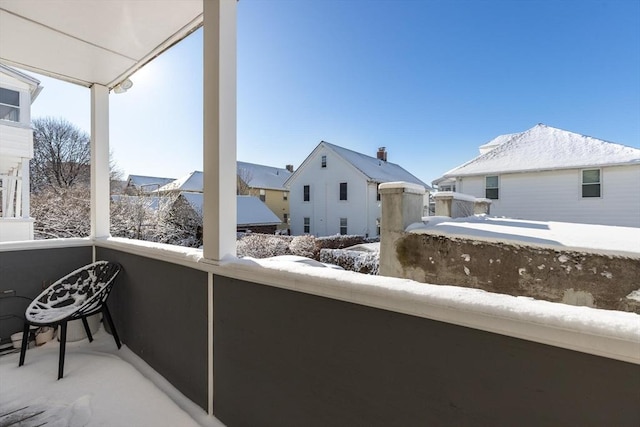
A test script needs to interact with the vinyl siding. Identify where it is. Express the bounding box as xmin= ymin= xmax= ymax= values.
xmin=458 ymin=165 xmax=640 ymax=227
